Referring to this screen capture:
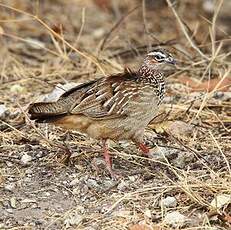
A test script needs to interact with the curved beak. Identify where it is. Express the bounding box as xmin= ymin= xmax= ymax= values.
xmin=166 ymin=57 xmax=176 ymax=65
